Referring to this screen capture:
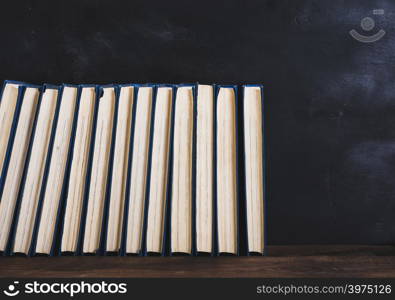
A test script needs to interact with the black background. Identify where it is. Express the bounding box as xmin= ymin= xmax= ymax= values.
xmin=1 ymin=0 xmax=395 ymax=244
